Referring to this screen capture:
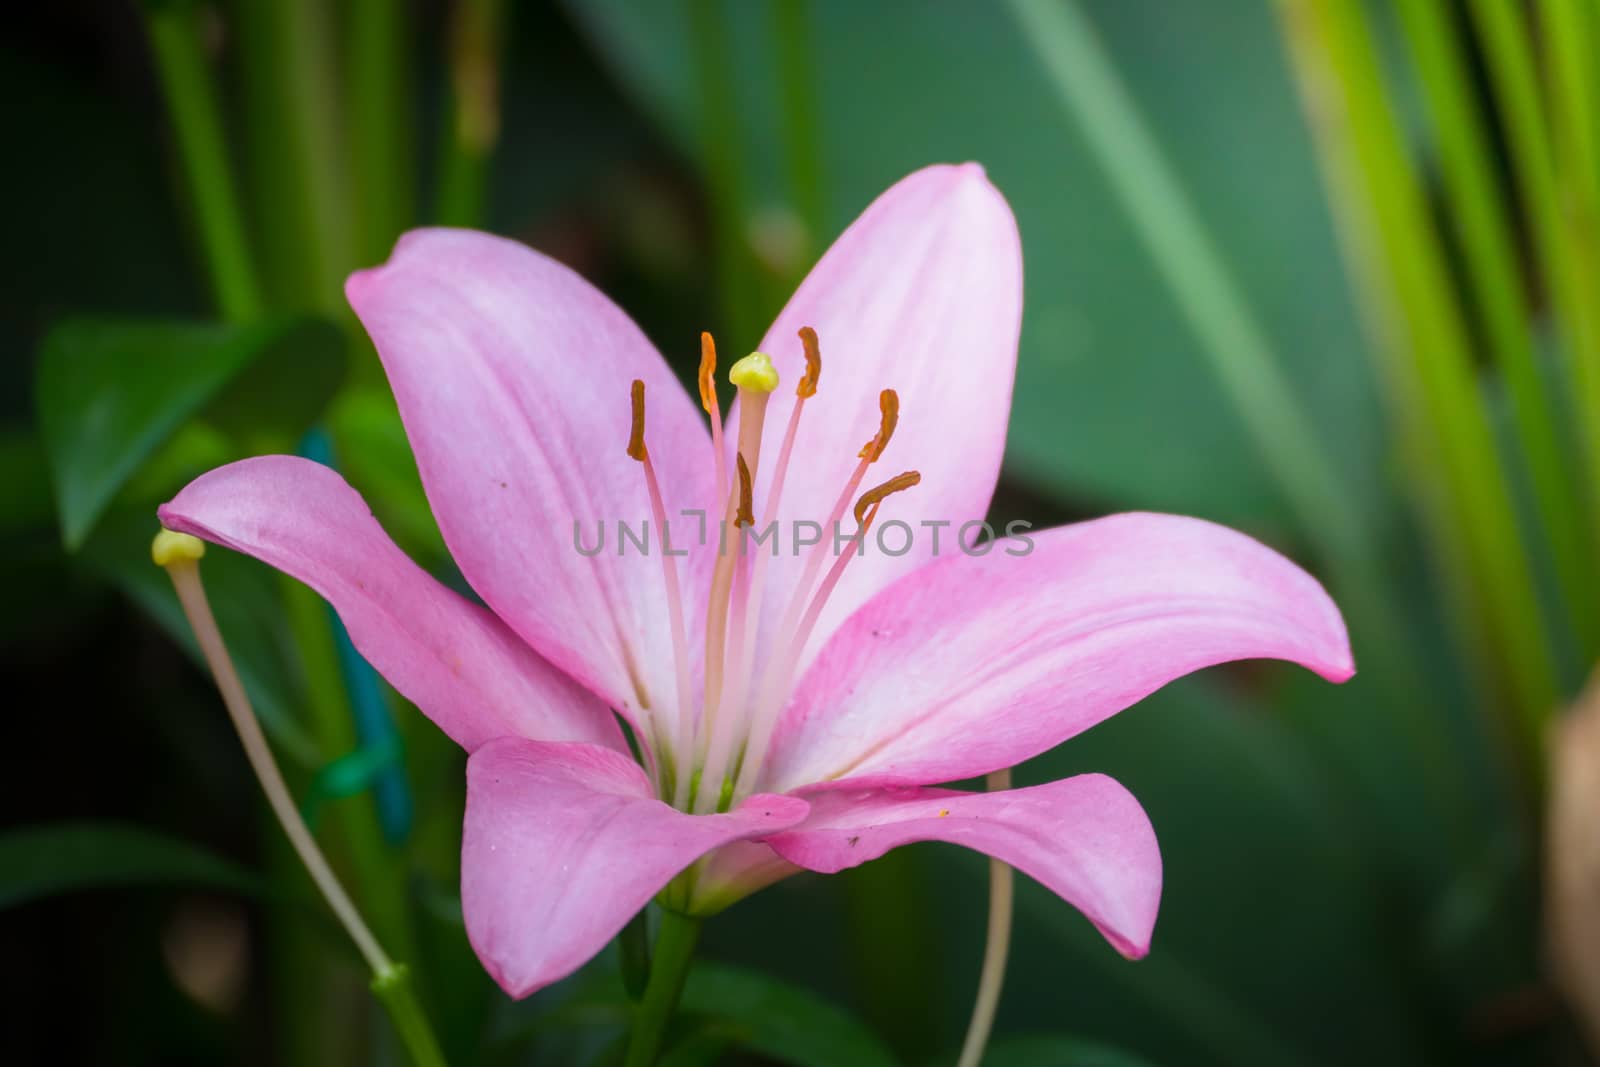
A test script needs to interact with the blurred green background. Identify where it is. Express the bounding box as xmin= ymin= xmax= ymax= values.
xmin=5 ymin=0 xmax=1598 ymax=1064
